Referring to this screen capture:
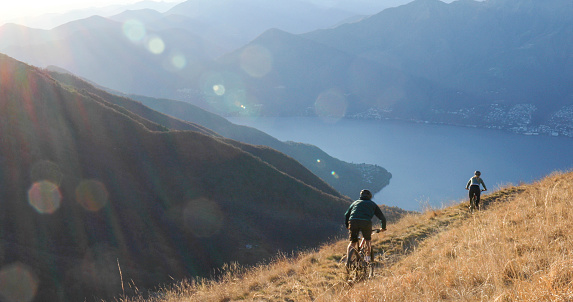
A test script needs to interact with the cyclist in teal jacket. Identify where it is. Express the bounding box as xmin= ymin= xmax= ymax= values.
xmin=345 ymin=189 xmax=386 ymax=264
